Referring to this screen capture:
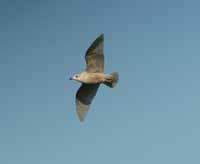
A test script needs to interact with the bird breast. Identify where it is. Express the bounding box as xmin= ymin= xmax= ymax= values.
xmin=80 ymin=72 xmax=105 ymax=84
